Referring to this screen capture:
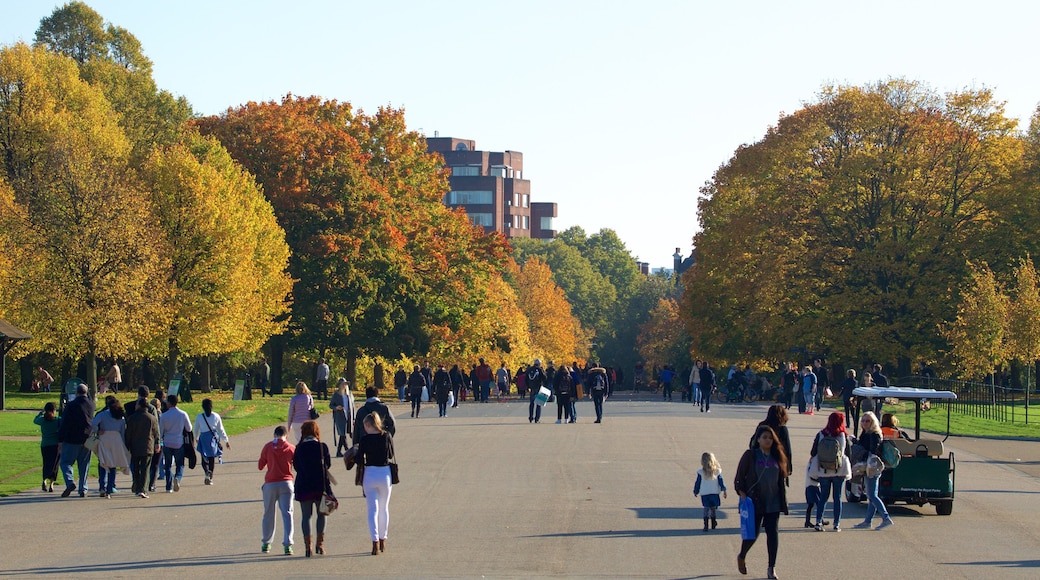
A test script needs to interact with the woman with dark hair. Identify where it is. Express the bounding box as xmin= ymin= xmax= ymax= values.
xmin=92 ymin=397 xmax=130 ymax=498
xmin=751 ymin=404 xmax=793 ymax=476
xmin=293 ymin=420 xmax=332 ymax=557
xmin=34 ymin=402 xmax=61 ymax=492
xmin=735 ymin=425 xmax=789 ymax=579
xmin=194 ymin=398 xmax=231 ymax=485
xmin=809 ymin=412 xmax=851 ymax=531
